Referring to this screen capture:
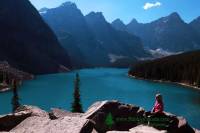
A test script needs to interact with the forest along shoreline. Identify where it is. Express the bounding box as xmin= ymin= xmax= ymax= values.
xmin=128 ymin=74 xmax=200 ymax=92
xmin=128 ymin=50 xmax=200 ymax=92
